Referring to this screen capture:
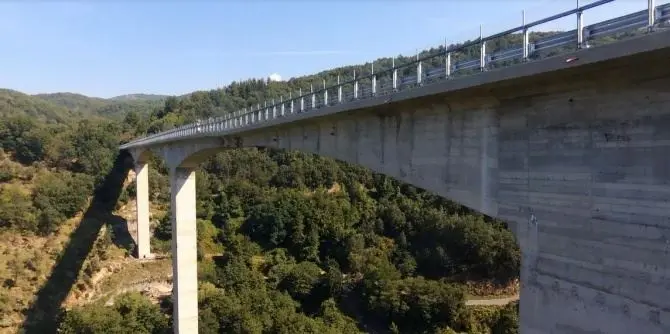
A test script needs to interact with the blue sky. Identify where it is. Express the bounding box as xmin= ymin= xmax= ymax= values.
xmin=0 ymin=0 xmax=656 ymax=98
